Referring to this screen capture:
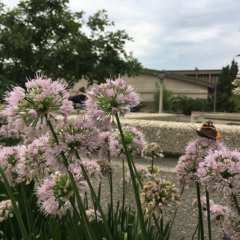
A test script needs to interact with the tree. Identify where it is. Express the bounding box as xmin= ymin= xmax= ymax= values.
xmin=0 ymin=0 xmax=142 ymax=100
xmin=216 ymin=59 xmax=239 ymax=112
